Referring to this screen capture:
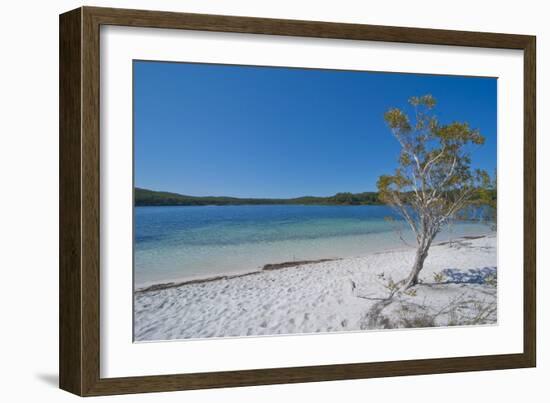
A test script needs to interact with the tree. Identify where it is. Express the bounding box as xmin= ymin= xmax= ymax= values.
xmin=377 ymin=95 xmax=488 ymax=289
xmin=475 ymin=169 xmax=497 ymax=229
